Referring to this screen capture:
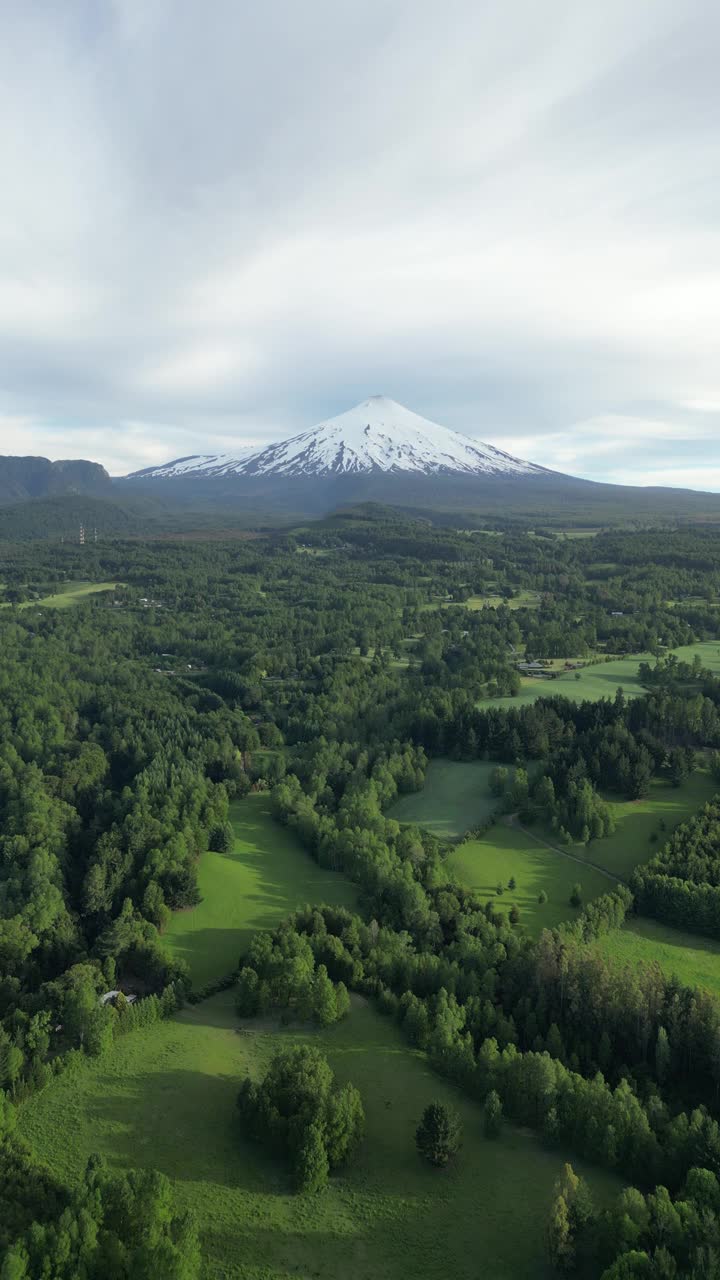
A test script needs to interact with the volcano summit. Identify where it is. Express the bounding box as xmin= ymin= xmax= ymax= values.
xmin=128 ymin=396 xmax=547 ymax=482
